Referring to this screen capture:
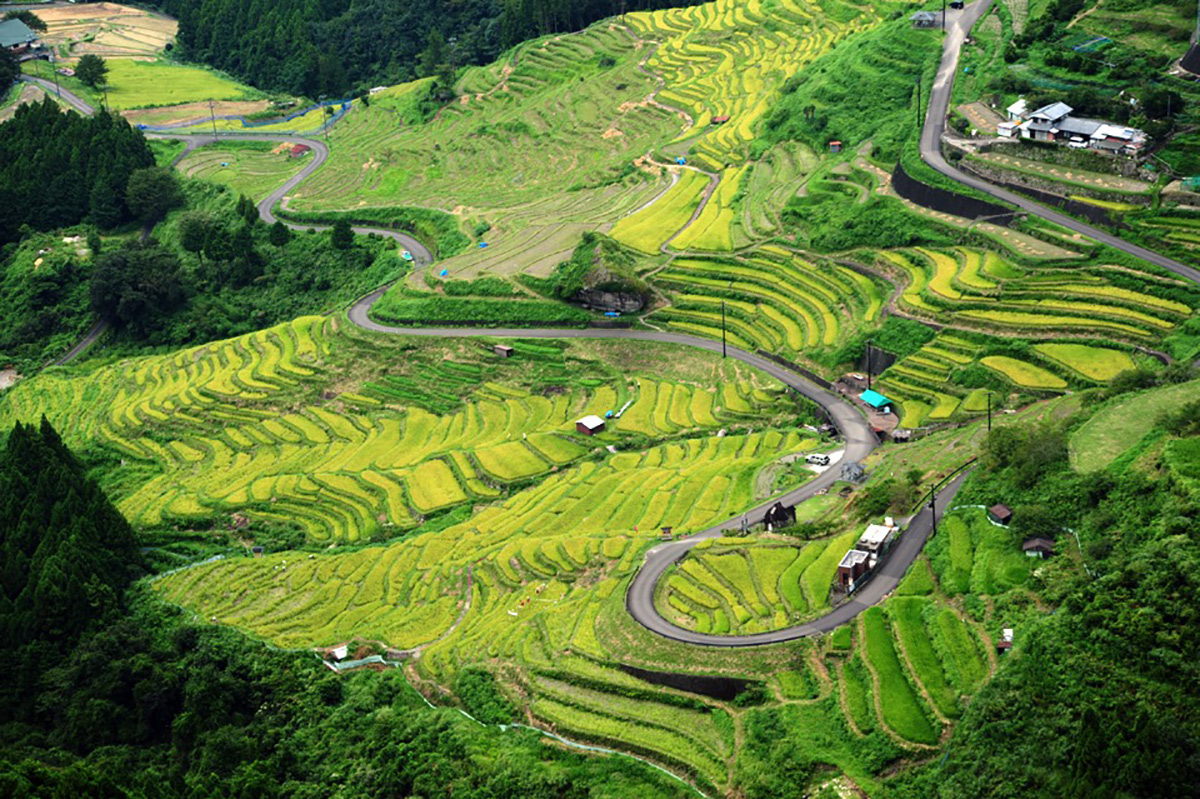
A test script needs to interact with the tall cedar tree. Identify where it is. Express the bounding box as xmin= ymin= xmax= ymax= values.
xmin=0 ymin=98 xmax=154 ymax=245
xmin=0 ymin=419 xmax=142 ymax=720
